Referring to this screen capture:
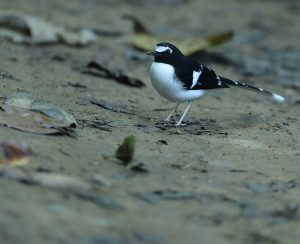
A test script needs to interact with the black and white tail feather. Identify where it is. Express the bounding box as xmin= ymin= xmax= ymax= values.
xmin=218 ymin=76 xmax=285 ymax=102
